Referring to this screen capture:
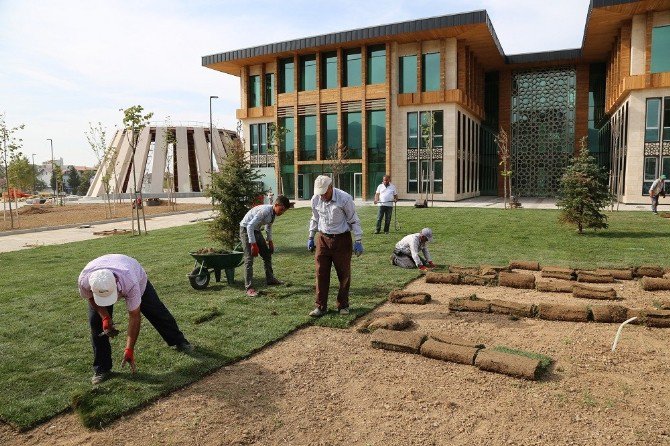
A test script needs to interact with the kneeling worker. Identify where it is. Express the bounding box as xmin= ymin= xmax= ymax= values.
xmin=240 ymin=195 xmax=291 ymax=297
xmin=391 ymin=228 xmax=436 ymax=271
xmin=78 ymin=254 xmax=192 ymax=385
